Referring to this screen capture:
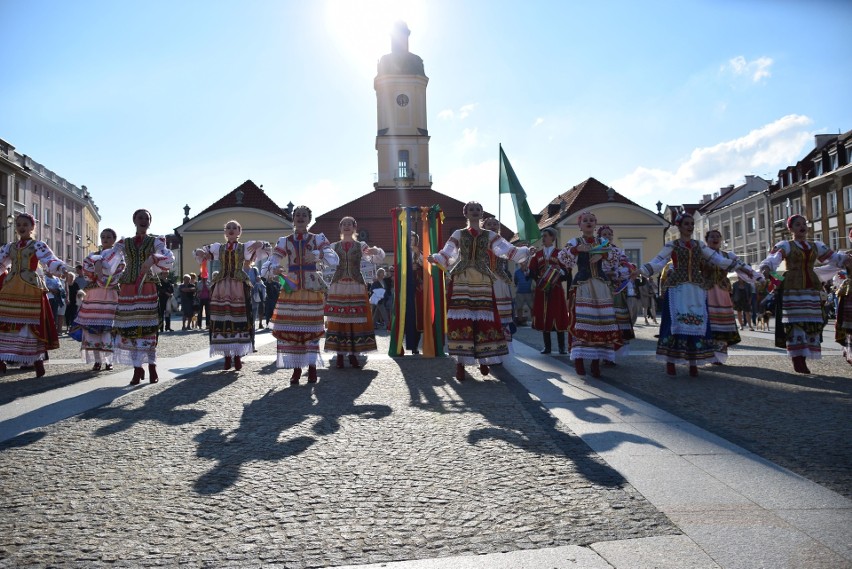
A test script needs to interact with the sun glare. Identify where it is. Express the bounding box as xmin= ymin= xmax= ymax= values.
xmin=324 ymin=0 xmax=427 ymax=76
